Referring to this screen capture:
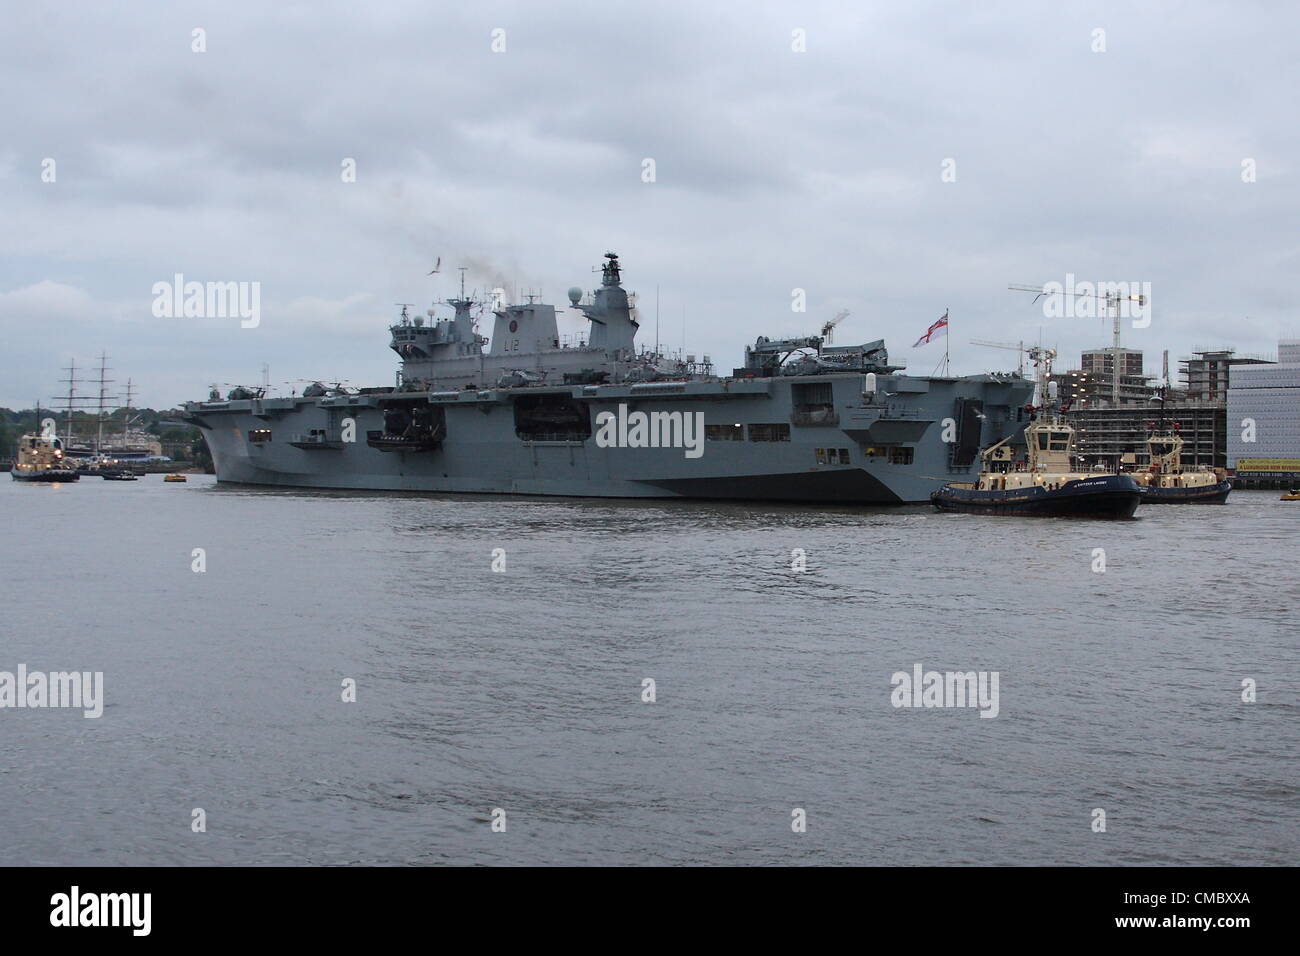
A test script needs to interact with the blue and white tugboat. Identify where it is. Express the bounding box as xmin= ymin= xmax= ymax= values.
xmin=1132 ymin=425 xmax=1231 ymax=504
xmin=930 ymin=347 xmax=1141 ymax=519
